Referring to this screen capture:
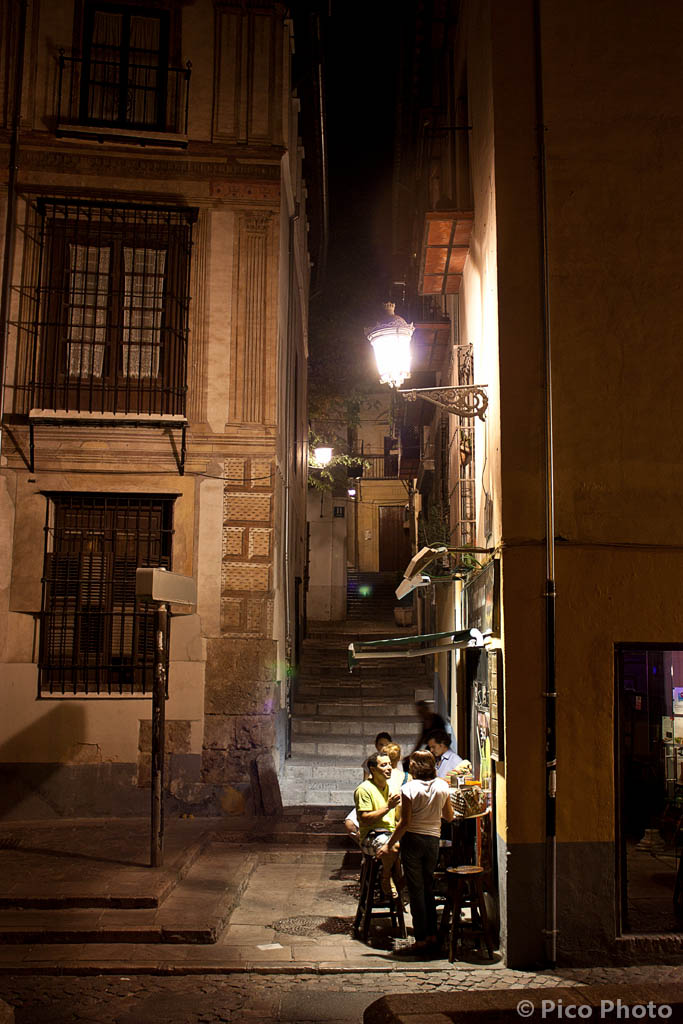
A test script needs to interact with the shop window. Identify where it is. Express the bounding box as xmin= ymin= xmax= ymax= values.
xmin=27 ymin=198 xmax=195 ymax=416
xmin=39 ymin=493 xmax=175 ymax=696
xmin=616 ymin=645 xmax=683 ymax=933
